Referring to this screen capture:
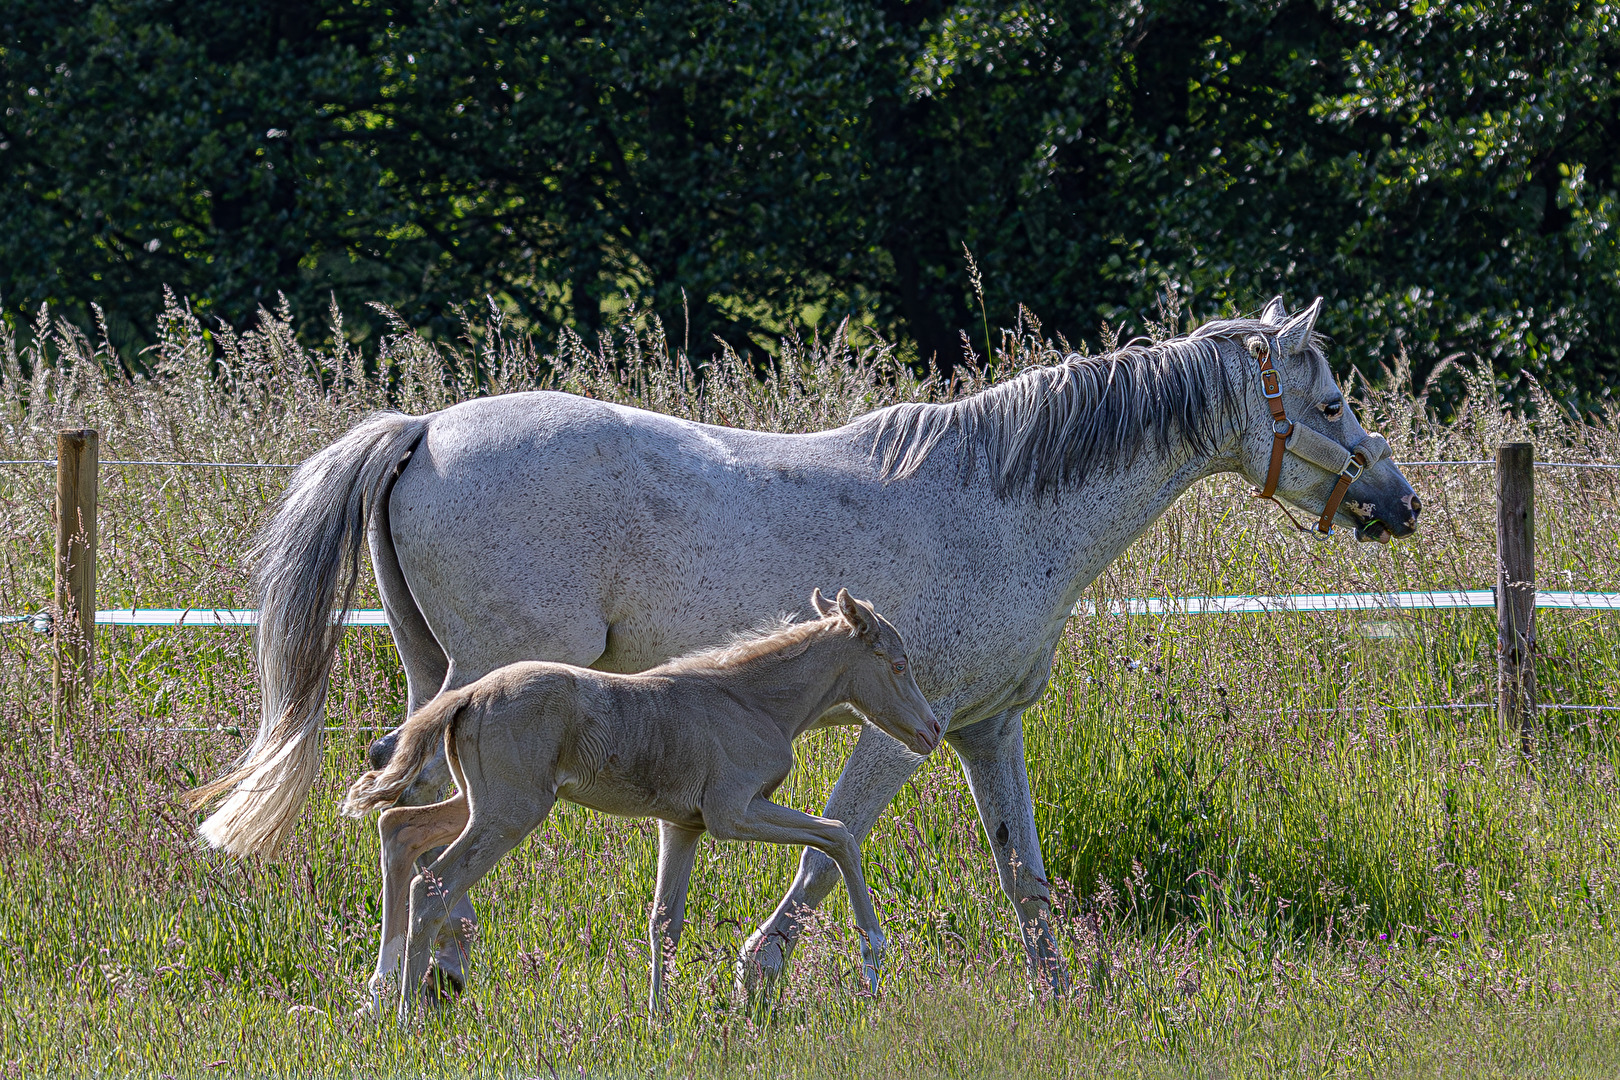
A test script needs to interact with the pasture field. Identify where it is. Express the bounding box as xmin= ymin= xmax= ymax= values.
xmin=1 ymin=300 xmax=1618 ymax=1077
